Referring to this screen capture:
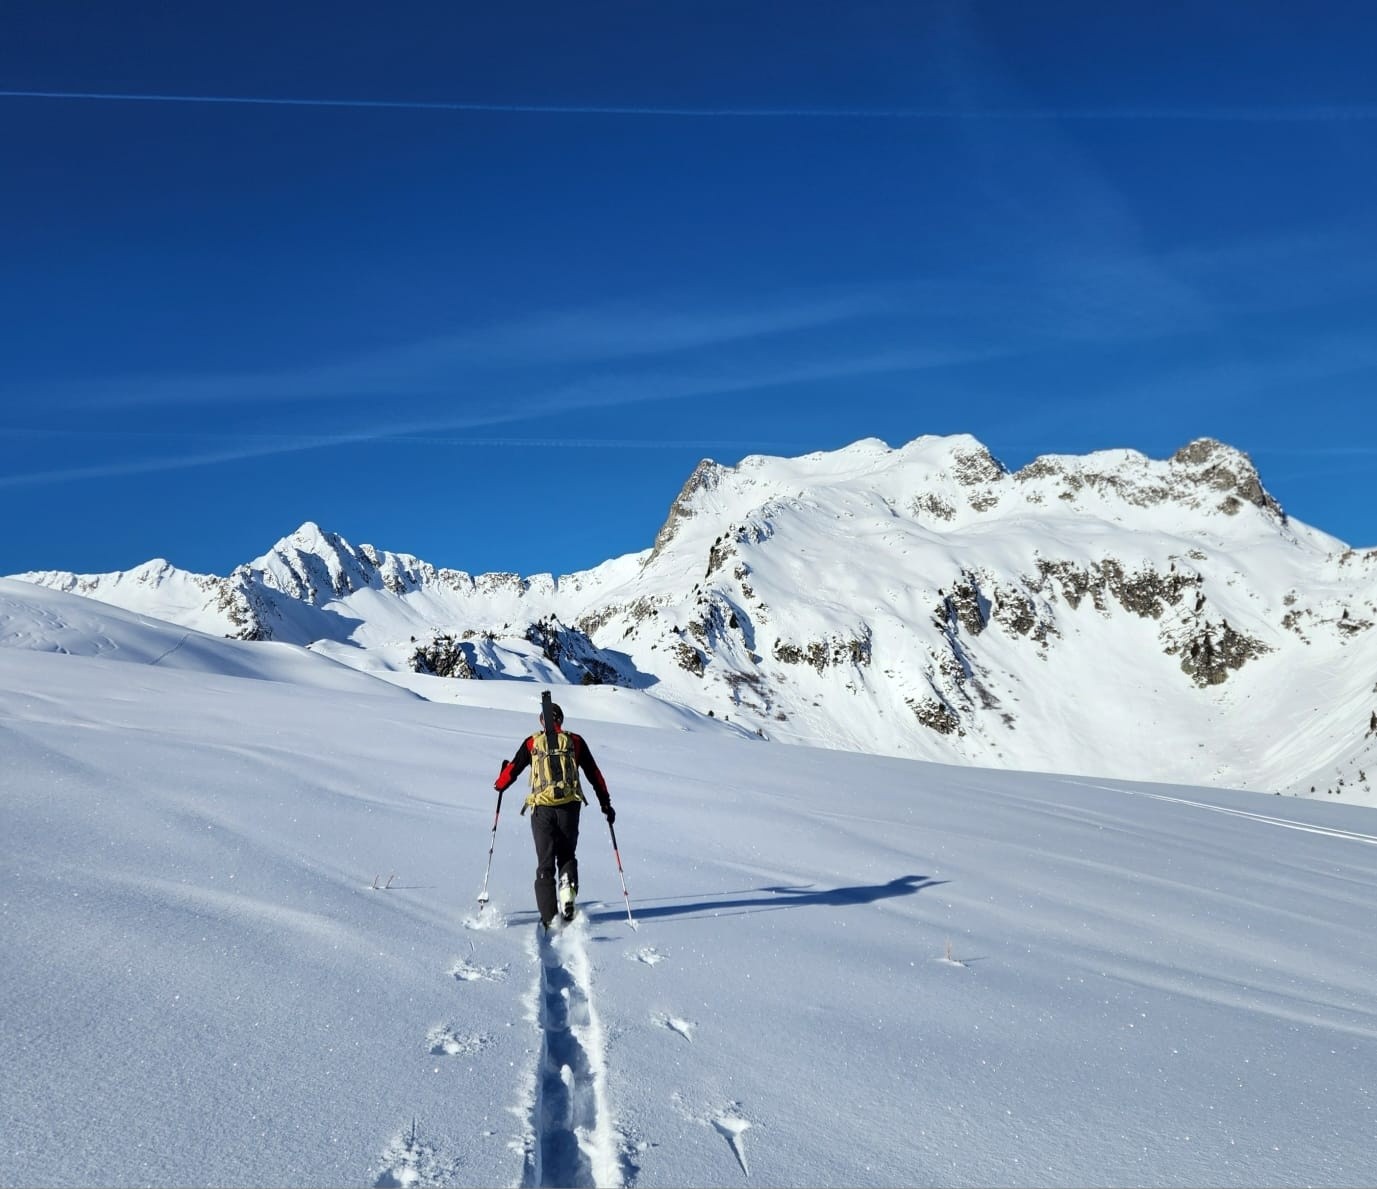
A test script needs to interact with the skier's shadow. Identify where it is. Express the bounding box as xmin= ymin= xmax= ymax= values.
xmin=589 ymin=874 xmax=945 ymax=924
